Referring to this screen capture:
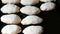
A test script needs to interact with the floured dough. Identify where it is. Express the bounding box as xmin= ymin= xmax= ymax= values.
xmin=1 ymin=4 xmax=20 ymax=13
xmin=1 ymin=25 xmax=21 ymax=34
xmin=23 ymin=26 xmax=43 ymax=34
xmin=21 ymin=0 xmax=40 ymax=5
xmin=20 ymin=6 xmax=41 ymax=15
xmin=40 ymin=0 xmax=56 ymax=2
xmin=1 ymin=0 xmax=20 ymax=4
xmin=1 ymin=14 xmax=21 ymax=24
xmin=21 ymin=15 xmax=43 ymax=25
xmin=40 ymin=2 xmax=56 ymax=11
